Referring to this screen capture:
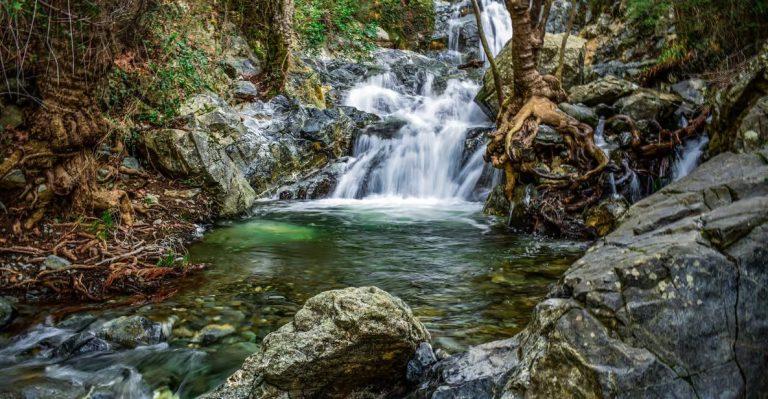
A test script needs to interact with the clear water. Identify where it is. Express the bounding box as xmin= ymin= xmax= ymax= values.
xmin=672 ymin=135 xmax=709 ymax=181
xmin=0 ymin=201 xmax=584 ymax=398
